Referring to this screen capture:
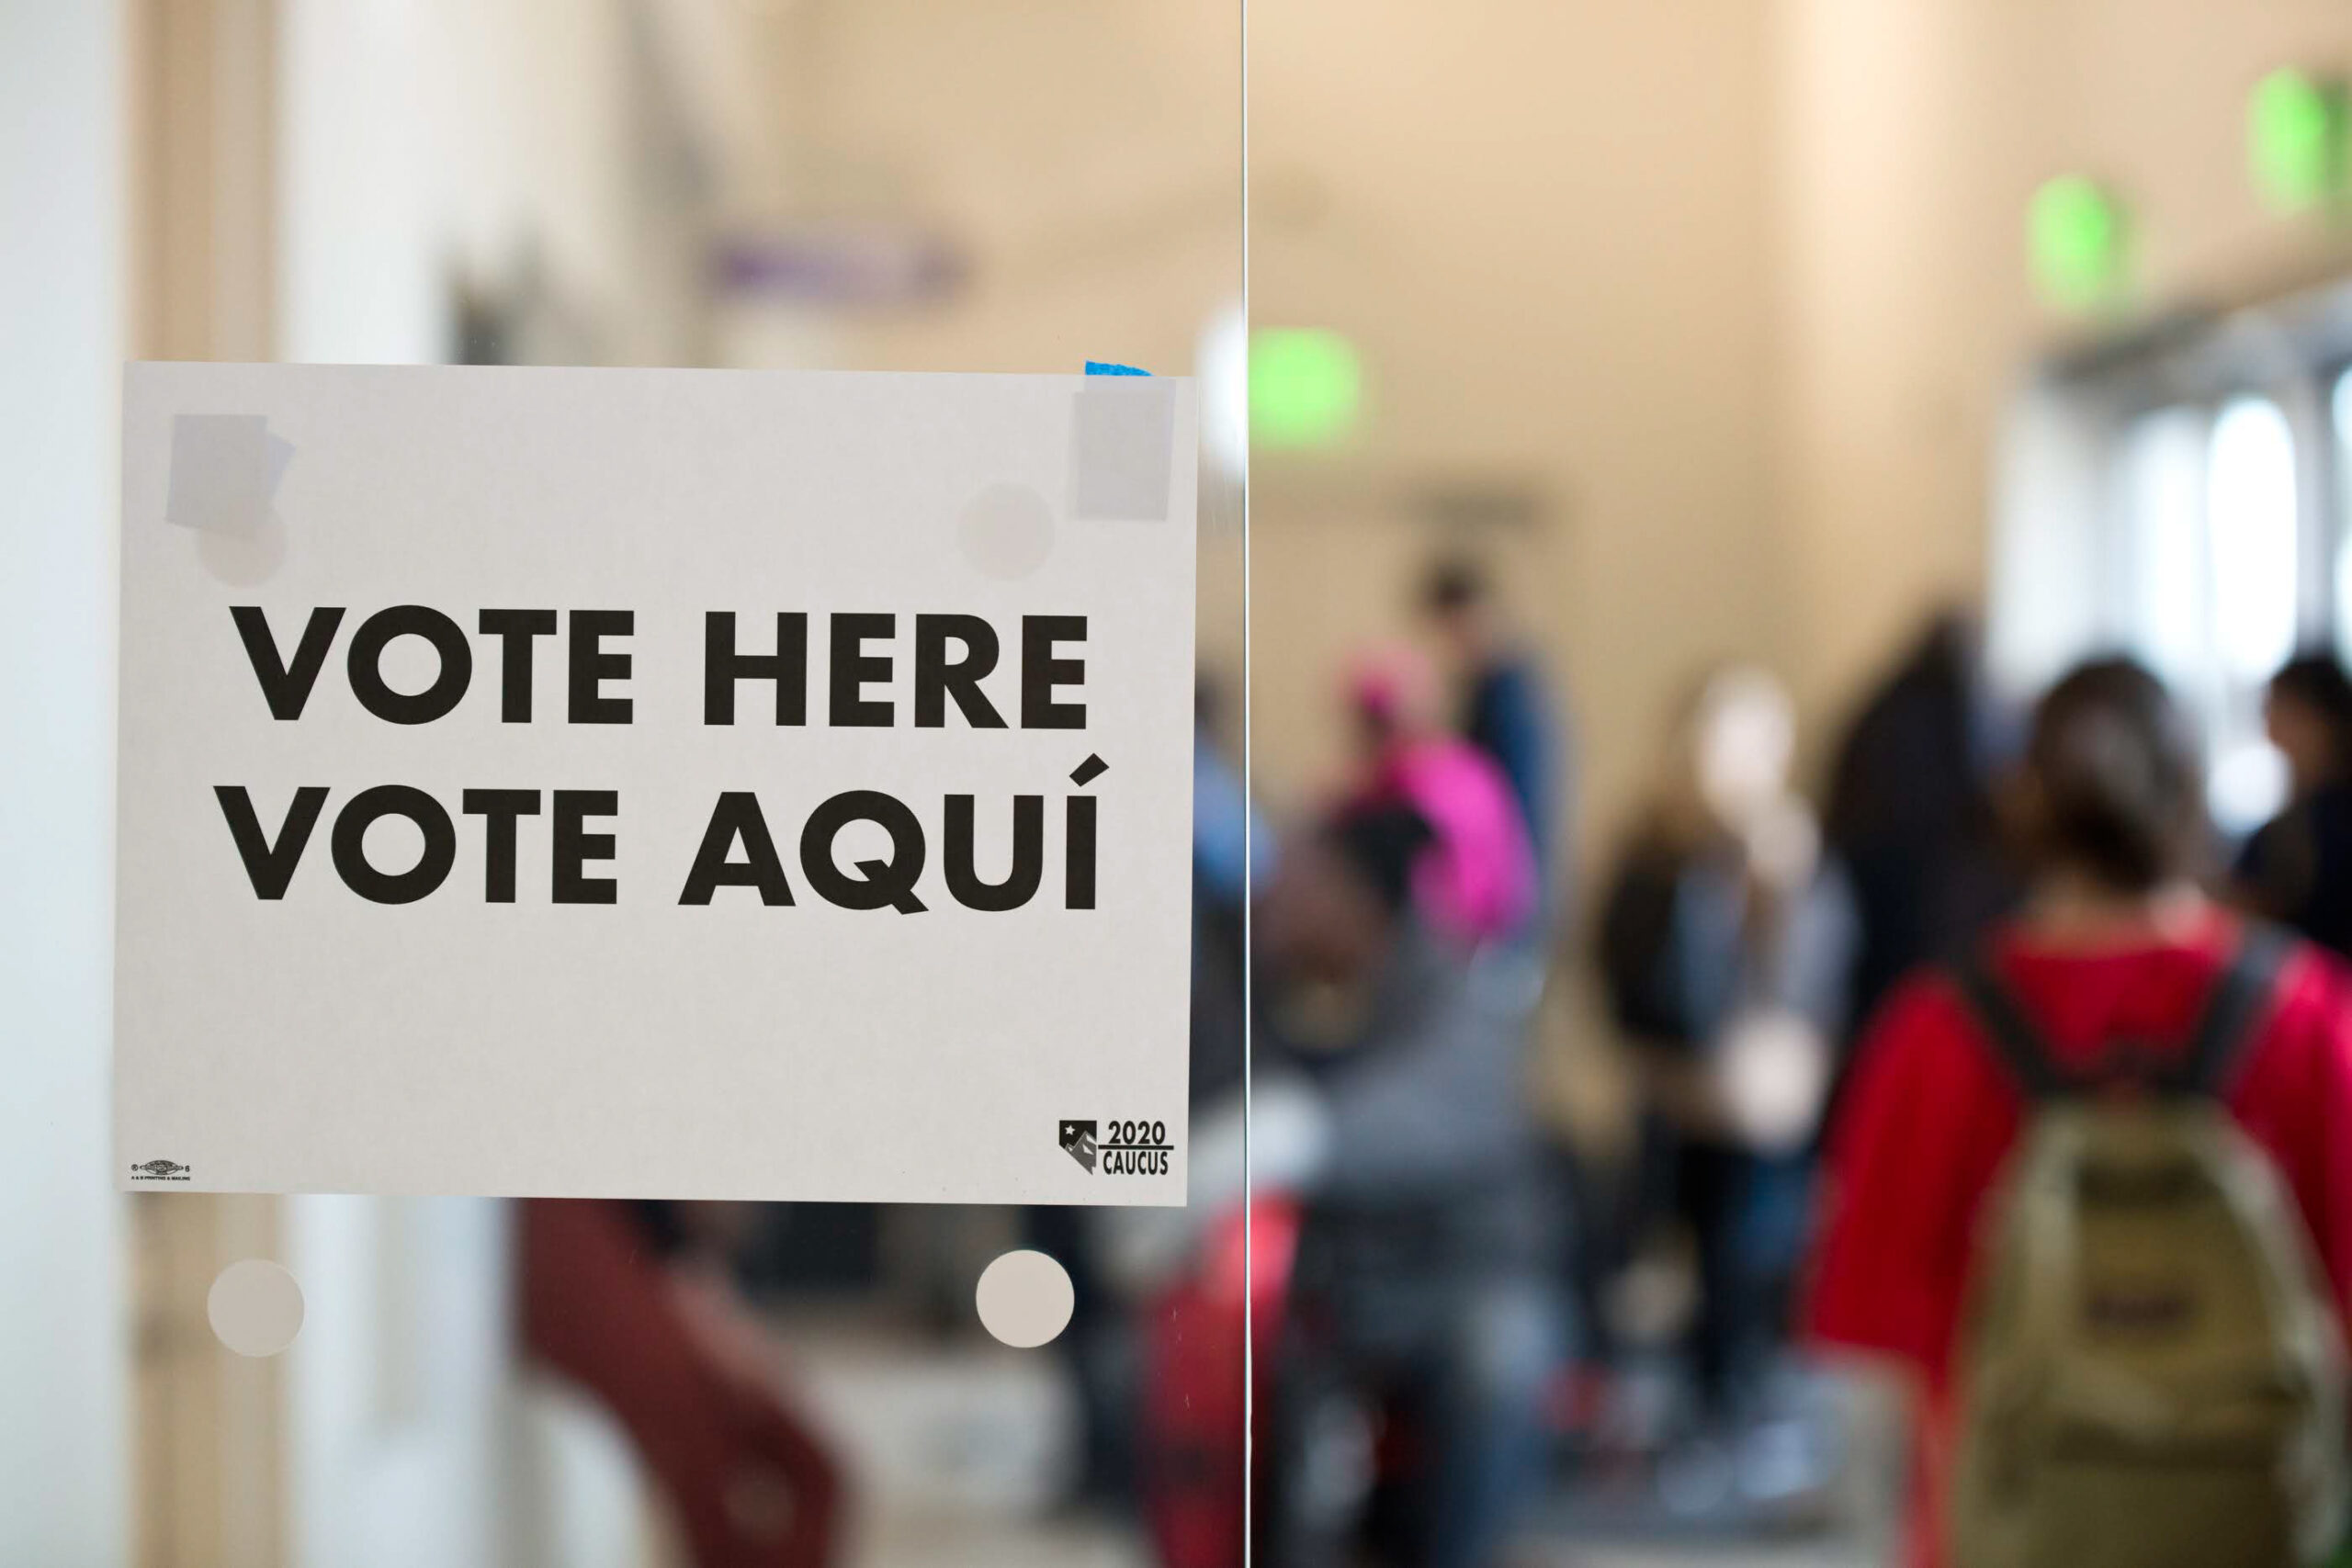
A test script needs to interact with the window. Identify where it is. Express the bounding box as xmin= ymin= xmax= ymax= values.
xmin=2203 ymin=396 xmax=2297 ymax=831
xmin=2117 ymin=407 xmax=2209 ymax=687
xmin=2207 ymin=397 xmax=2301 ymax=684
xmin=1993 ymin=299 xmax=2352 ymax=842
